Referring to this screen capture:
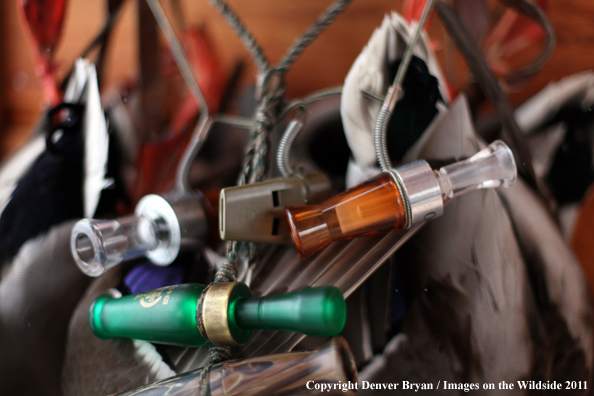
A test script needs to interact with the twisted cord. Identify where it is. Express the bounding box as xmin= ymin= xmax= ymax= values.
xmin=214 ymin=243 xmax=239 ymax=283
xmin=196 ymin=285 xmax=234 ymax=363
xmin=198 ymin=362 xmax=214 ymax=396
xmin=209 ymin=345 xmax=233 ymax=363
xmin=247 ymin=71 xmax=286 ymax=184
xmin=196 ymin=284 xmax=212 ymax=343
xmin=209 ymin=241 xmax=240 ymax=363
xmin=277 ymin=0 xmax=354 ymax=71
xmin=209 ymin=0 xmax=268 ymax=72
